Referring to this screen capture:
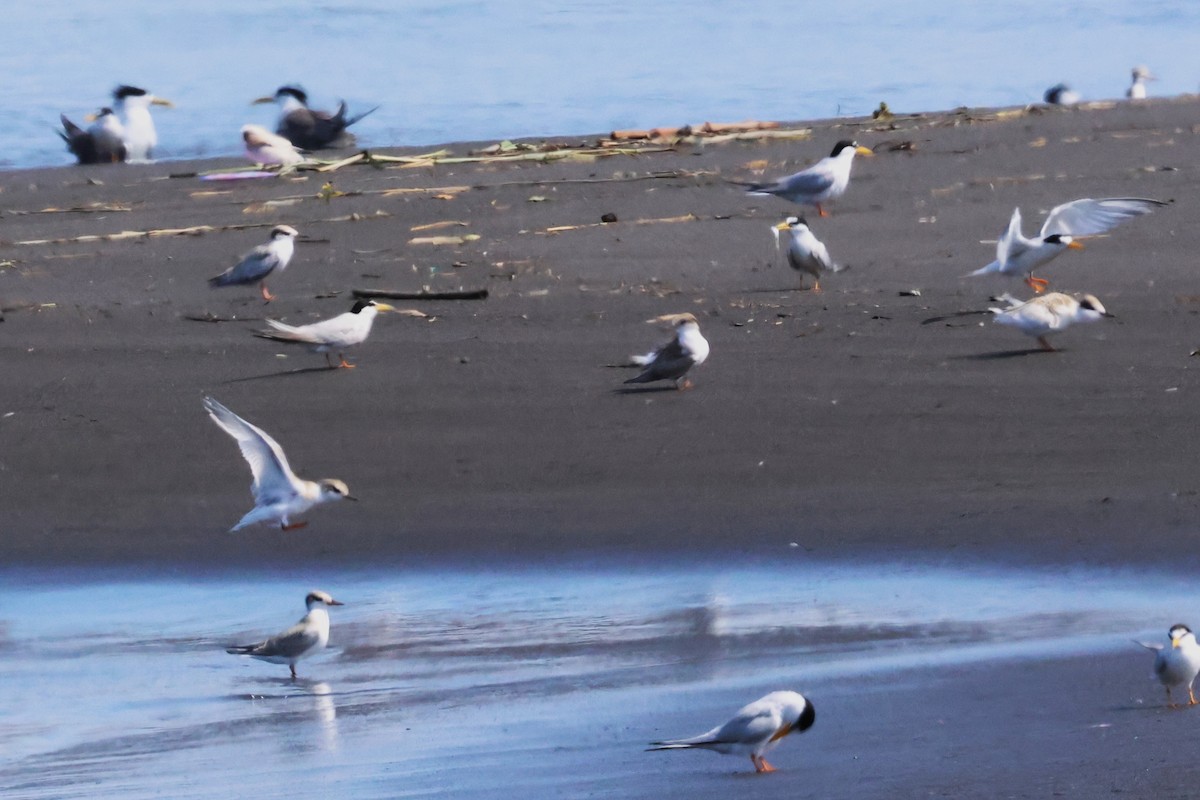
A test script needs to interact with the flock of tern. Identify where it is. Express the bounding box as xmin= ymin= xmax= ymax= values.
xmin=45 ymin=65 xmax=1186 ymax=775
